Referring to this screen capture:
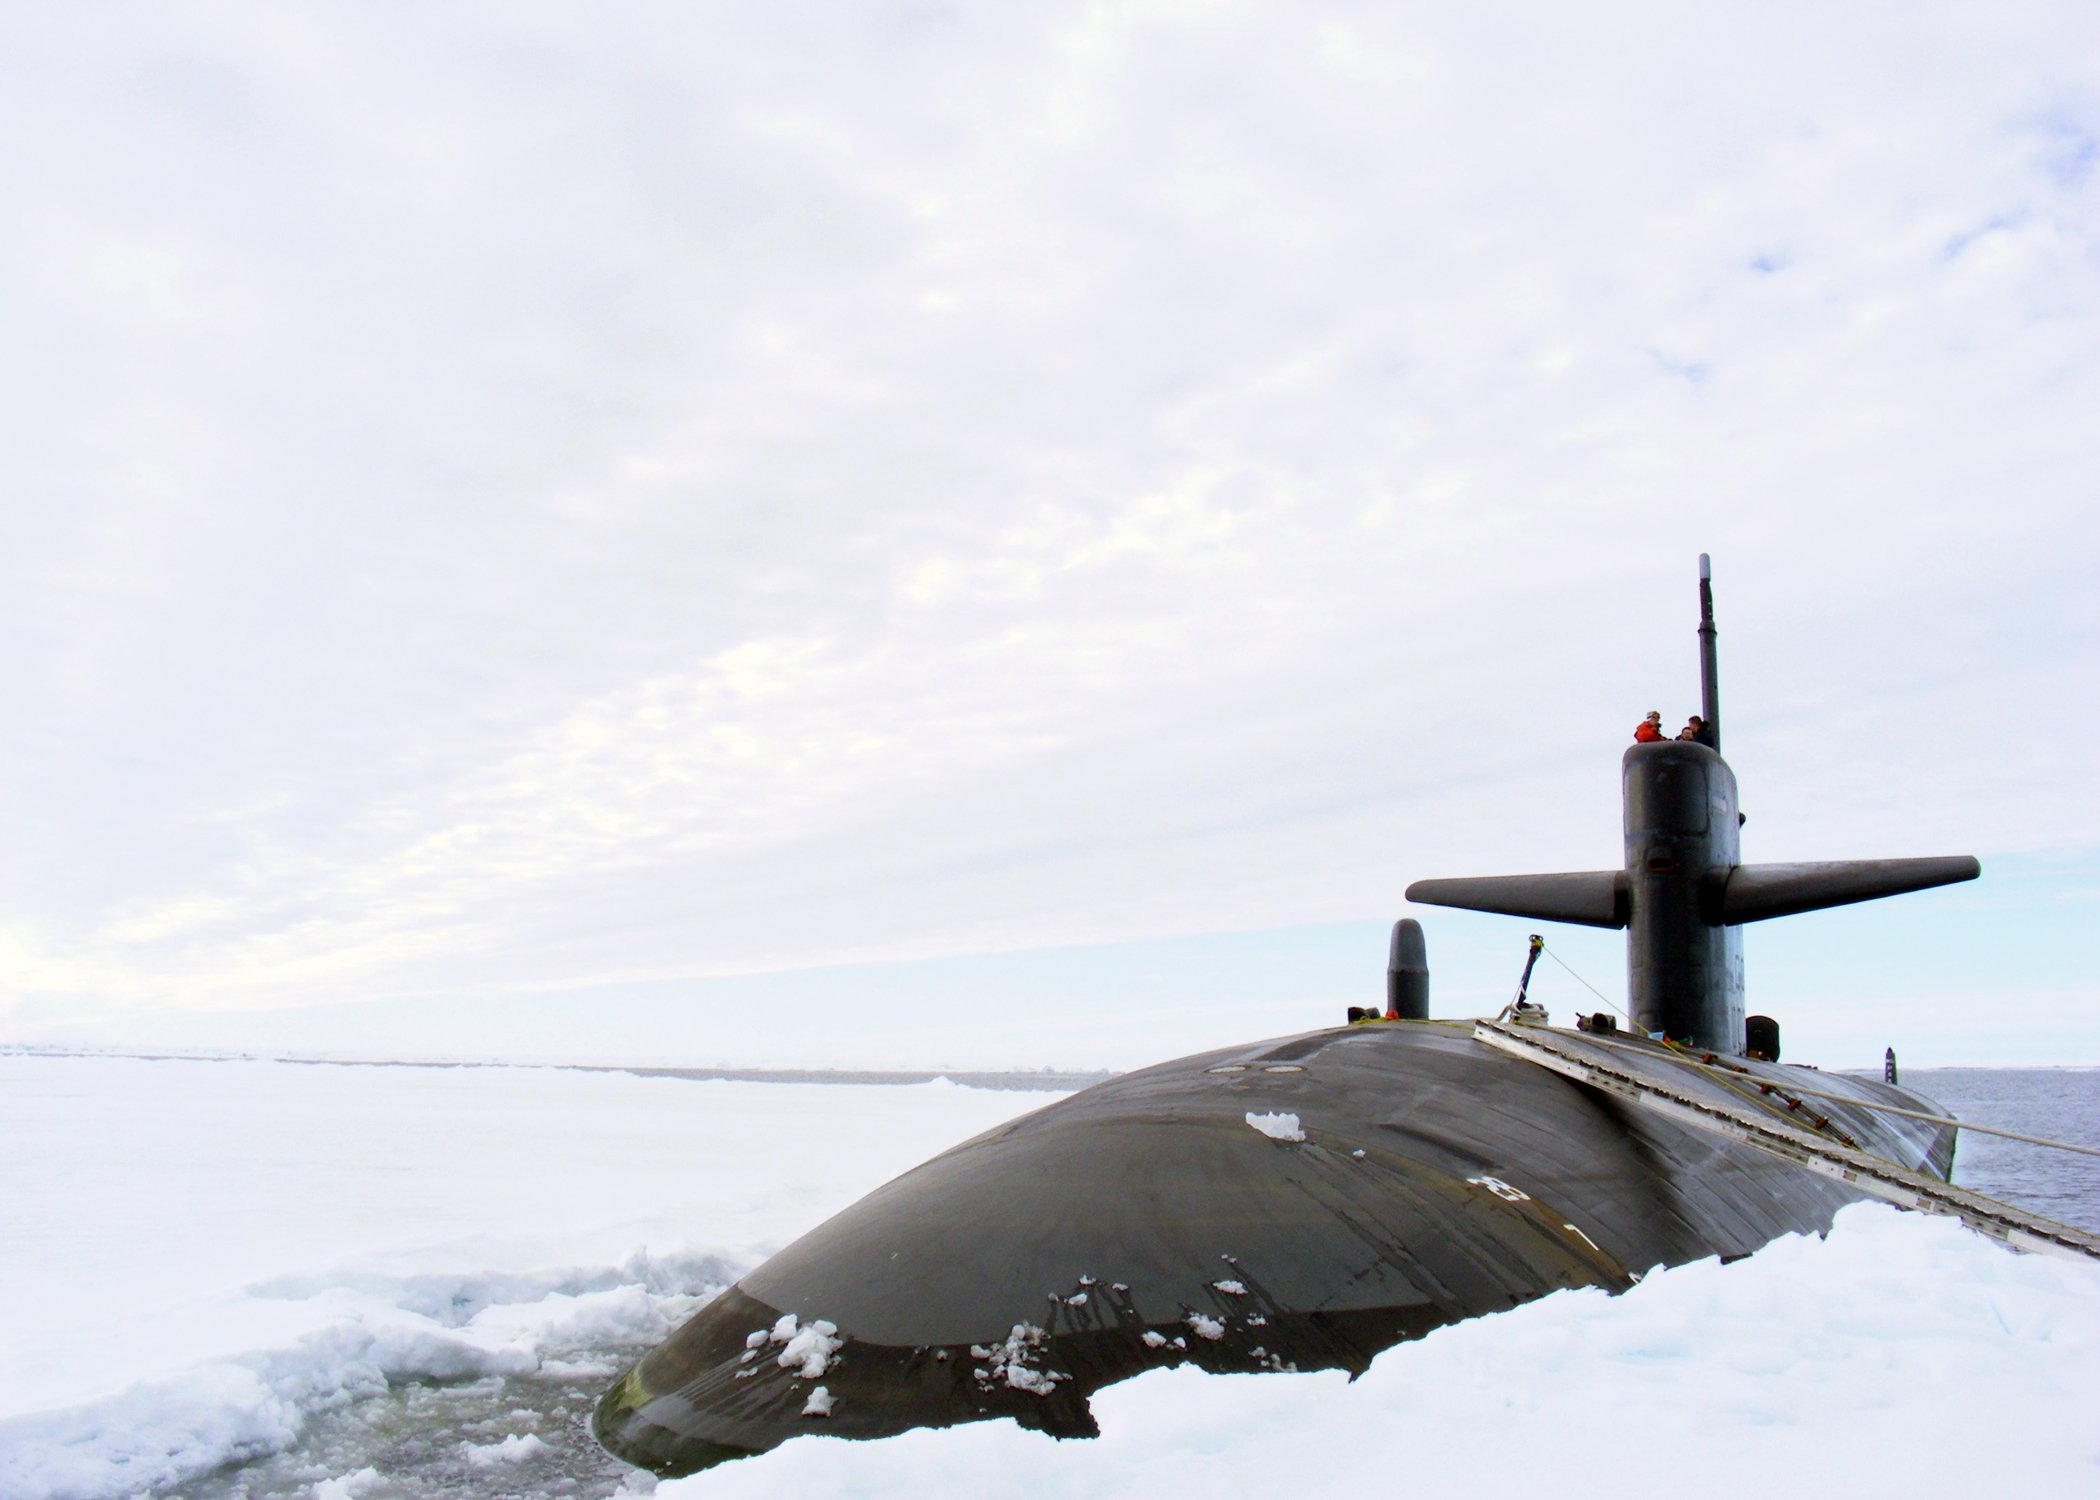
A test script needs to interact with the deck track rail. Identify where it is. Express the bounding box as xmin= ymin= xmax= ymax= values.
xmin=1473 ymin=1021 xmax=2100 ymax=1265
